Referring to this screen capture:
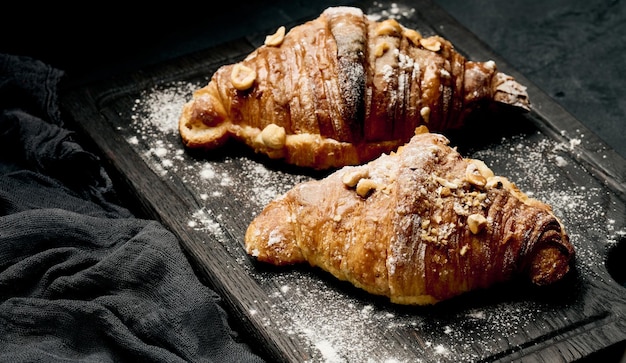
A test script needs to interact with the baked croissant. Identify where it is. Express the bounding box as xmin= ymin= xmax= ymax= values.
xmin=245 ymin=127 xmax=574 ymax=305
xmin=179 ymin=6 xmax=530 ymax=170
